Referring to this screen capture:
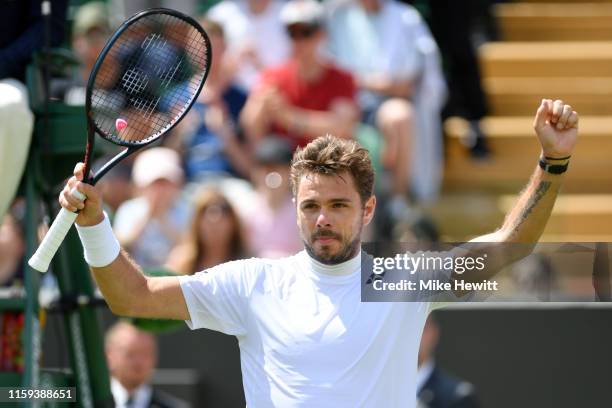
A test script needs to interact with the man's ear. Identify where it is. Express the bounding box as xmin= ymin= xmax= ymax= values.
xmin=363 ymin=195 xmax=376 ymax=226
